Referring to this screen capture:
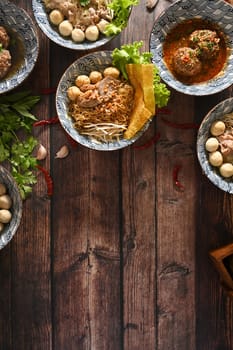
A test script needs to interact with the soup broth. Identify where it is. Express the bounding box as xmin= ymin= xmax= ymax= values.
xmin=163 ymin=18 xmax=228 ymax=84
xmin=3 ymin=26 xmax=25 ymax=79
